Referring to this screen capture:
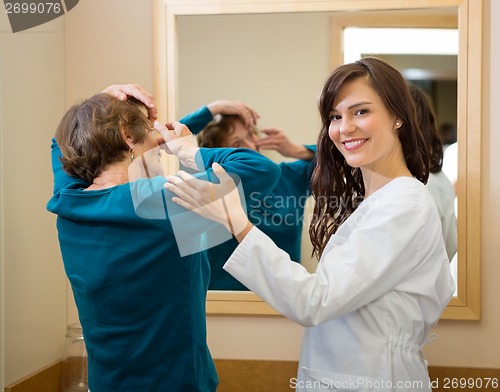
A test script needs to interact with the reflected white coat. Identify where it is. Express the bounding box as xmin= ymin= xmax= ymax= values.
xmin=427 ymin=171 xmax=457 ymax=261
xmin=224 ymin=177 xmax=455 ymax=391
